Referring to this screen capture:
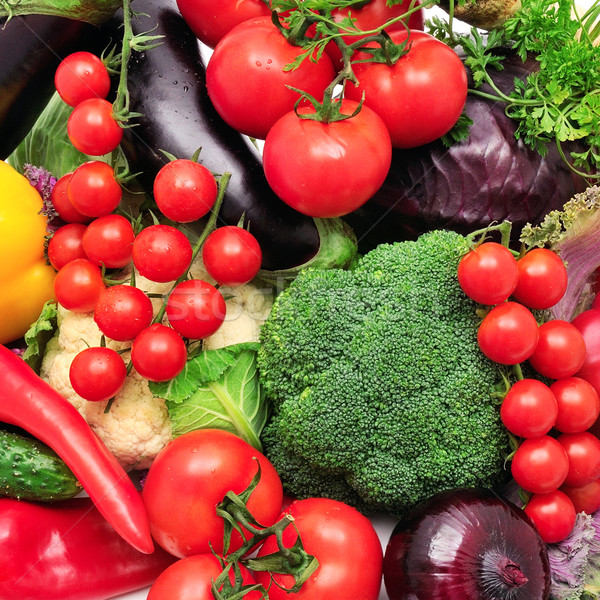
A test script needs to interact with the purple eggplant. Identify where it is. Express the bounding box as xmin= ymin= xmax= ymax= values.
xmin=117 ymin=0 xmax=336 ymax=271
xmin=0 ymin=15 xmax=110 ymax=159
